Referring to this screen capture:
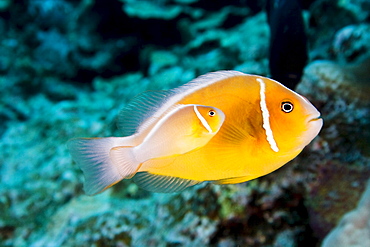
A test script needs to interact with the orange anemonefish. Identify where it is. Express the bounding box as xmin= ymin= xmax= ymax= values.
xmin=68 ymin=71 xmax=323 ymax=194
